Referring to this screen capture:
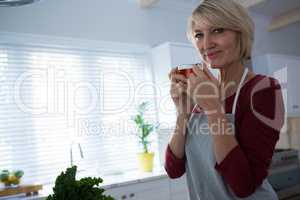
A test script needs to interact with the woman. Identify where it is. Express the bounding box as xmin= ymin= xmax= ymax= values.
xmin=165 ymin=0 xmax=285 ymax=199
